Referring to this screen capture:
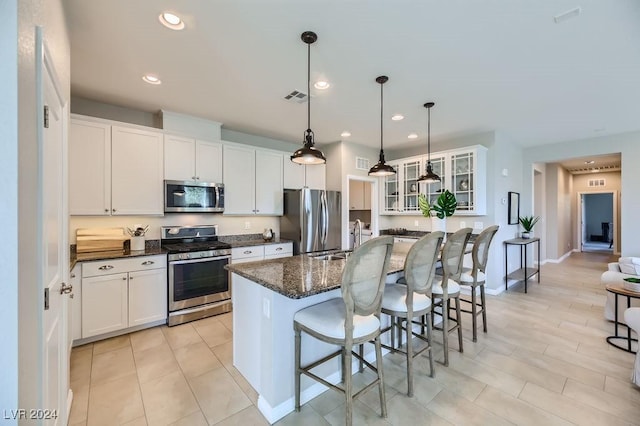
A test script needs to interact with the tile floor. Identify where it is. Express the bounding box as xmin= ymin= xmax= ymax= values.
xmin=69 ymin=251 xmax=640 ymax=425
